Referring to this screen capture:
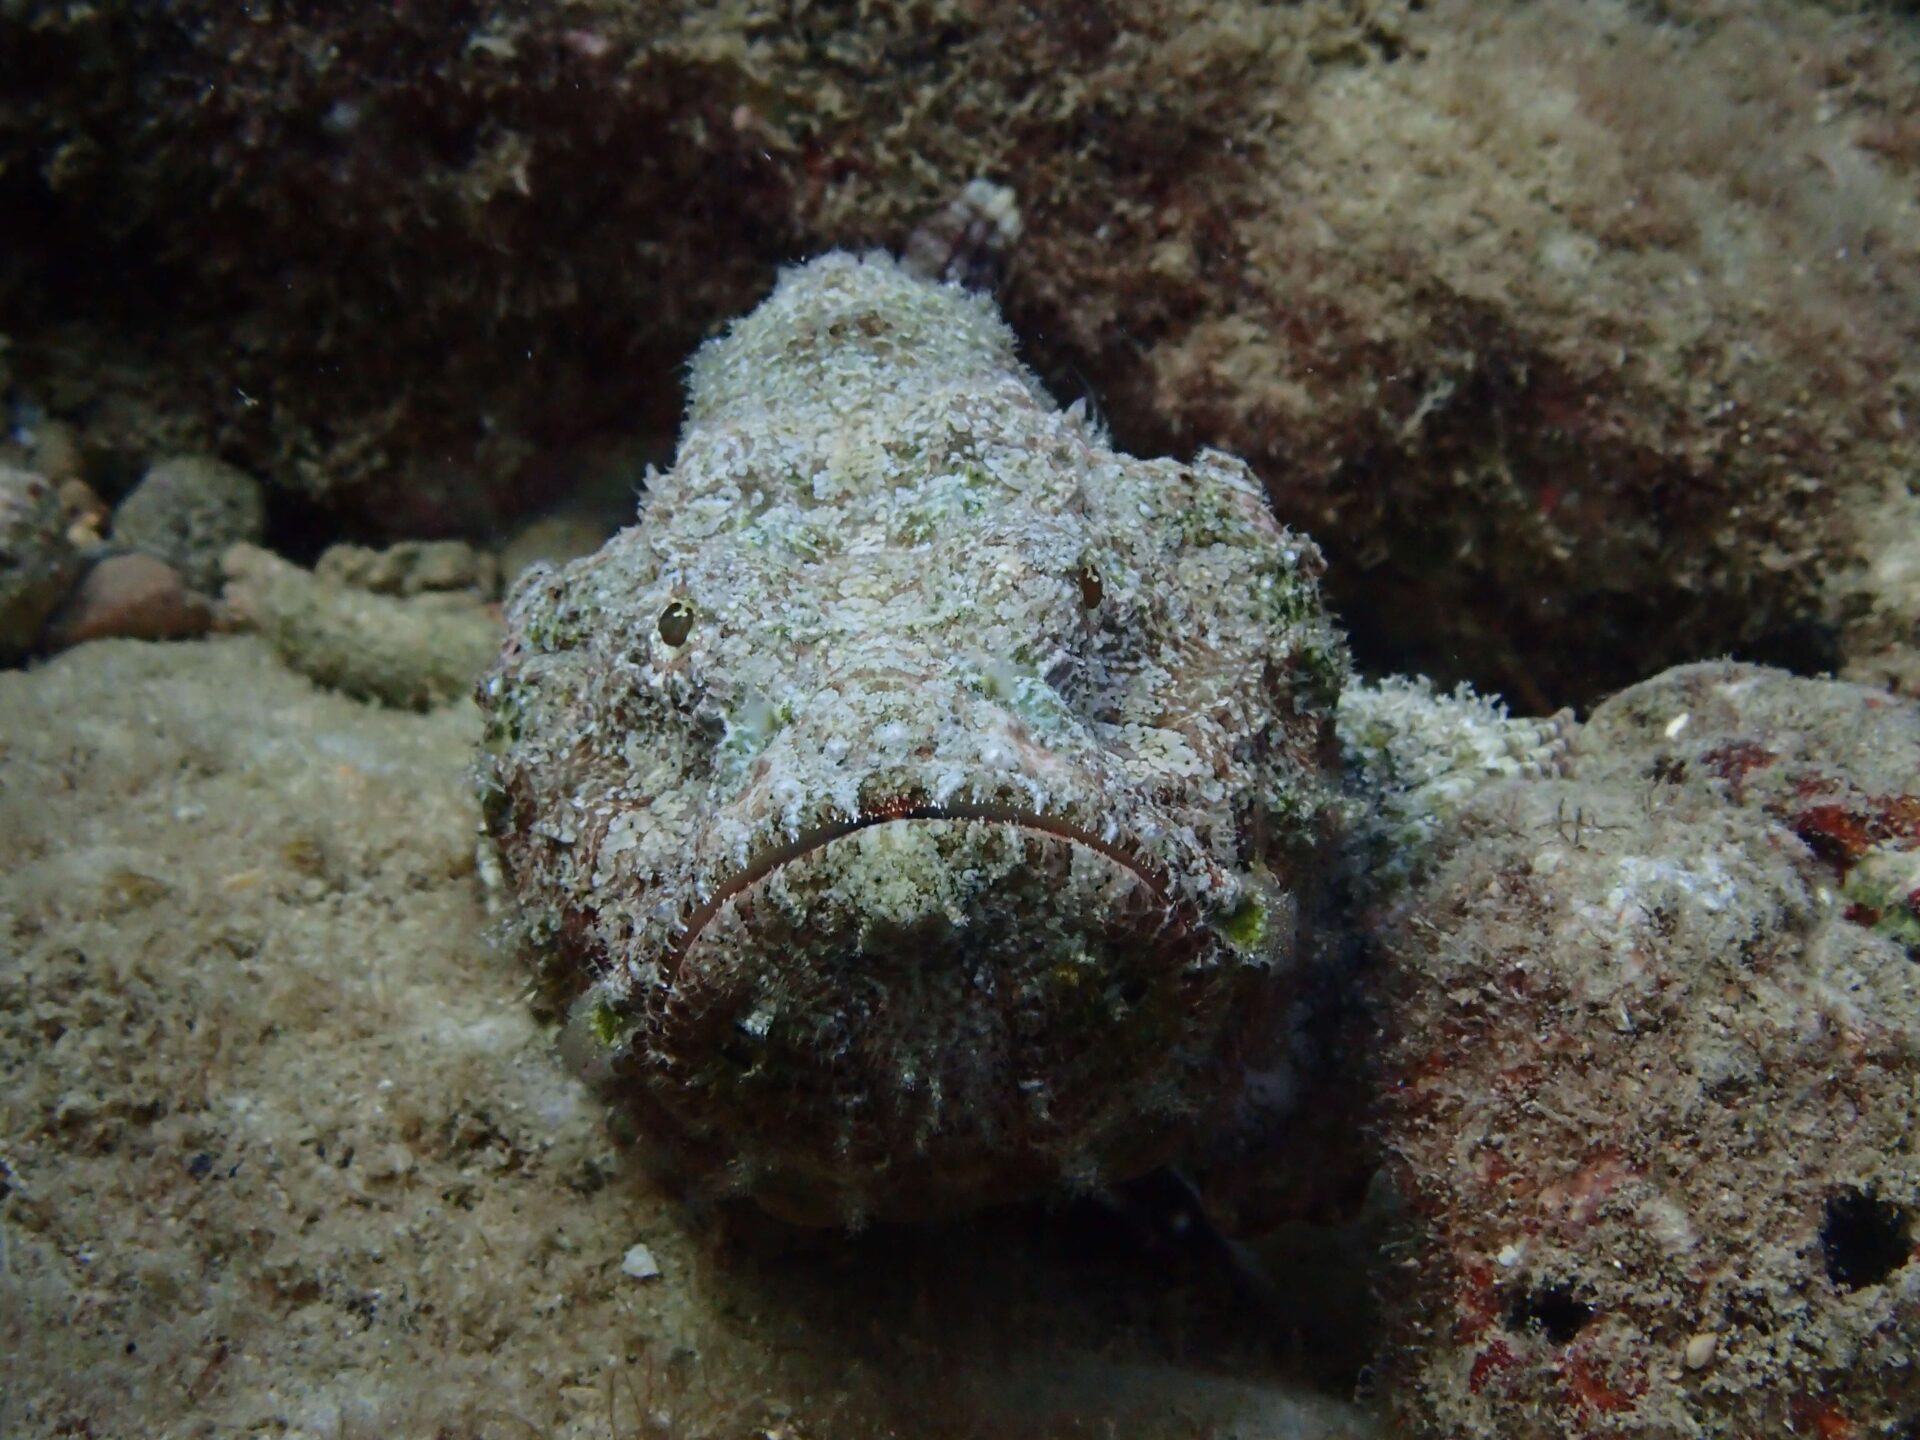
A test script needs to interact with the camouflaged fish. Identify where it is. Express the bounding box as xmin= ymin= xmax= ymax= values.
xmin=477 ymin=252 xmax=1350 ymax=1224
